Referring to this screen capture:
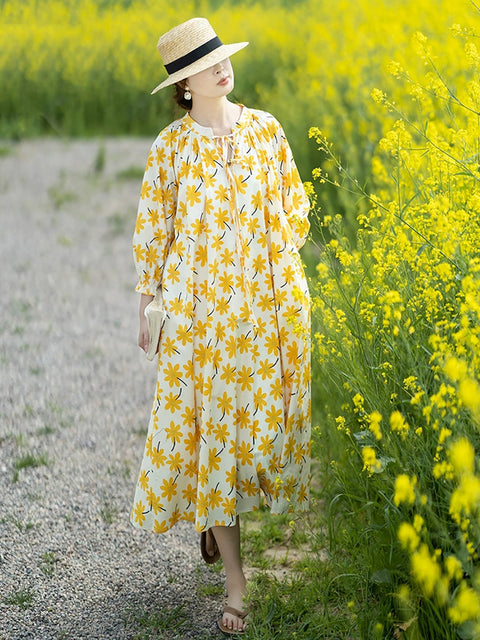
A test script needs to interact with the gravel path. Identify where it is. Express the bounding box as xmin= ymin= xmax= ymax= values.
xmin=0 ymin=138 xmax=233 ymax=640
